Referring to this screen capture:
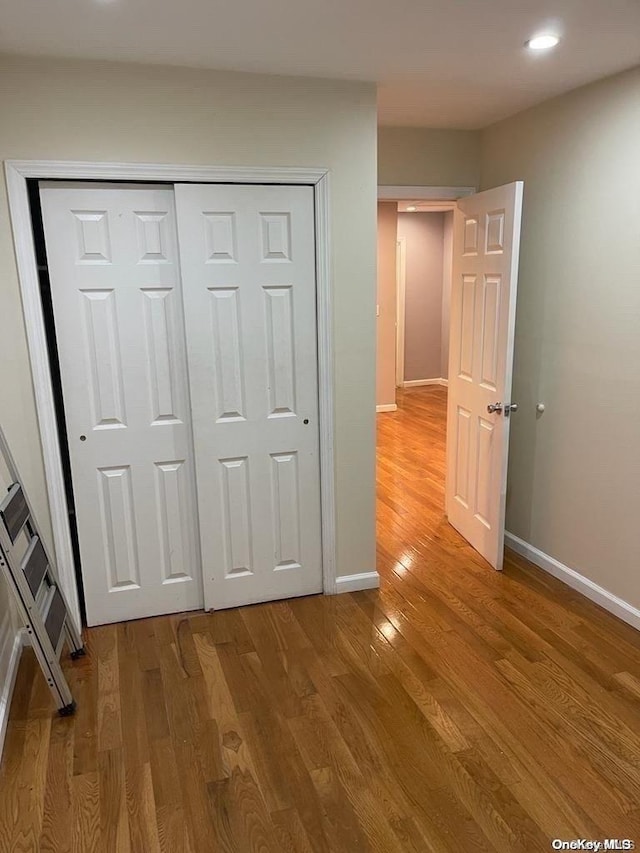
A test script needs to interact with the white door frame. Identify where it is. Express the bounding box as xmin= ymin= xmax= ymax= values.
xmin=5 ymin=160 xmax=337 ymax=629
xmin=378 ymin=186 xmax=476 ymax=201
xmin=395 ymin=236 xmax=406 ymax=387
